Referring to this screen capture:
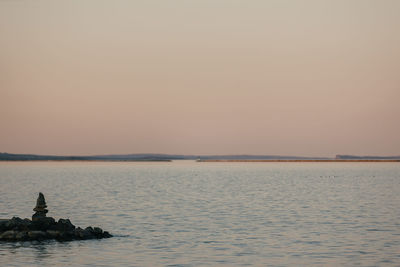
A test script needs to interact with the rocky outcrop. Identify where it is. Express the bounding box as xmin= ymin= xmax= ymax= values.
xmin=0 ymin=193 xmax=112 ymax=241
